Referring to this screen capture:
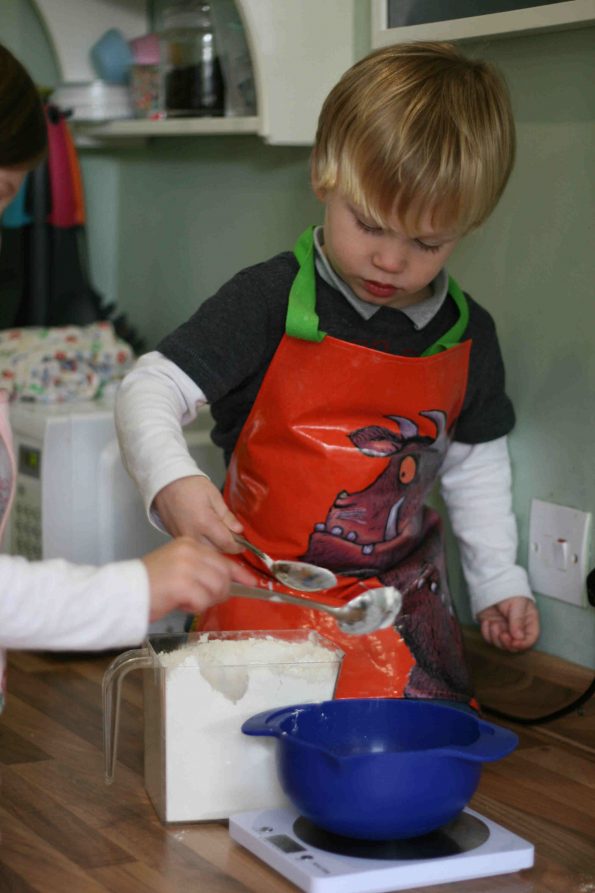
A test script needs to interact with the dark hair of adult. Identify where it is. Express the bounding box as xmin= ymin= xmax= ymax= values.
xmin=0 ymin=43 xmax=47 ymax=167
